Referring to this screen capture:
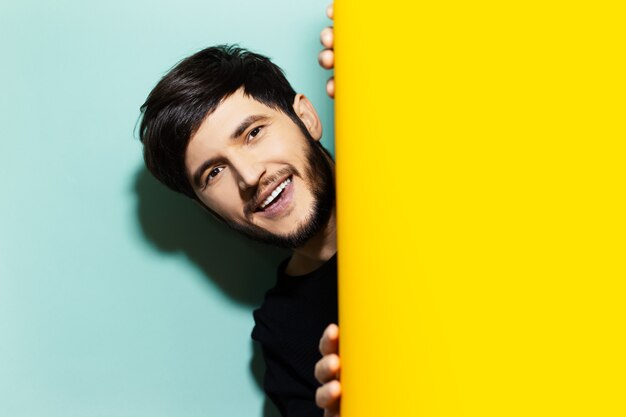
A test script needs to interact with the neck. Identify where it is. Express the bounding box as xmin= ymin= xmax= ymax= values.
xmin=285 ymin=208 xmax=337 ymax=276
